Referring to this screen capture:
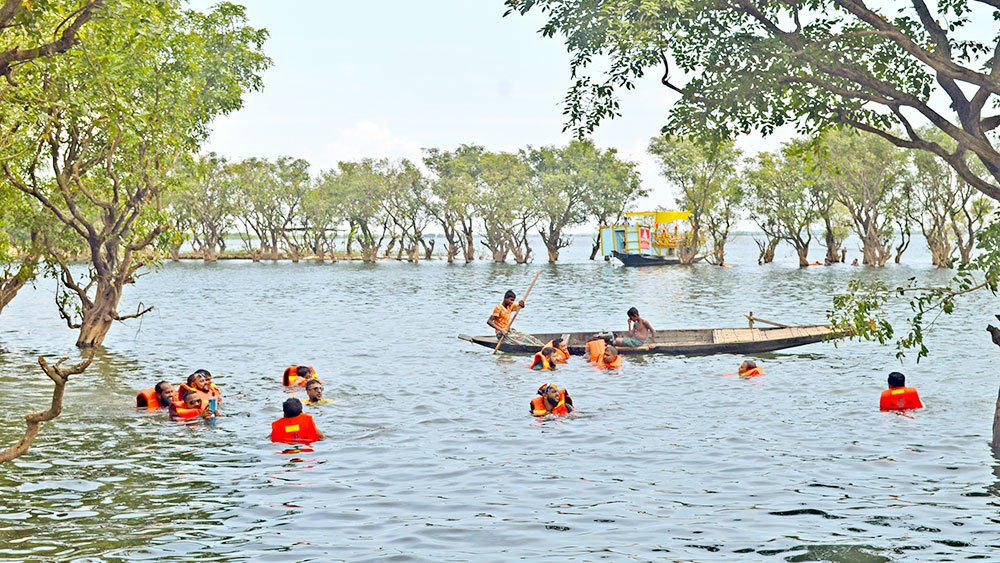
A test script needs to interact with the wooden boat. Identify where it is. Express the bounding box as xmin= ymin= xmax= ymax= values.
xmin=458 ymin=324 xmax=843 ymax=356
xmin=600 ymin=210 xmax=694 ymax=267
